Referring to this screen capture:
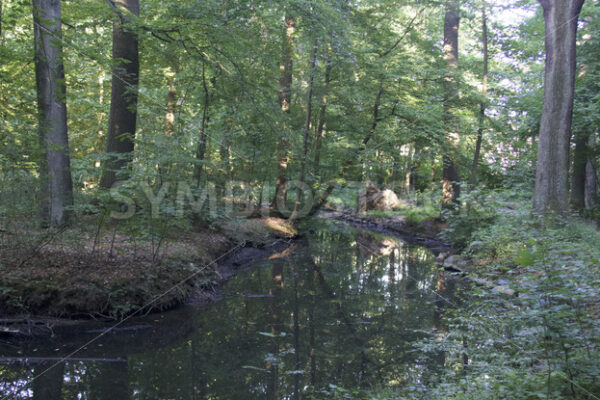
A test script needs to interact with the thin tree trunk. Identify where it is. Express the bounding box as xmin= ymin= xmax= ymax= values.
xmin=159 ymin=65 xmax=177 ymax=183
xmin=194 ymin=63 xmax=211 ymax=185
xmin=533 ymin=0 xmax=585 ymax=214
xmin=308 ymin=87 xmax=382 ymax=215
xmin=0 ymin=0 xmax=3 ymax=148
xmin=470 ymin=6 xmax=488 ymax=187
xmin=33 ymin=0 xmax=74 ymax=226
xmin=272 ymin=14 xmax=295 ymax=210
xmin=291 ymin=39 xmax=317 ymax=219
xmin=363 ymin=85 xmax=384 ymax=183
xmin=100 ymin=0 xmax=140 ymax=189
xmin=314 ymin=52 xmax=332 ymax=176
xmin=442 ymin=0 xmax=461 ymax=209
xmin=585 ymin=134 xmax=596 ymax=210
xmin=217 ymin=130 xmax=233 ymax=203
xmin=307 ymin=13 xmax=421 ymax=216
xmin=571 ymin=130 xmax=589 ymax=210
xmin=405 ymin=145 xmax=415 ymax=195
